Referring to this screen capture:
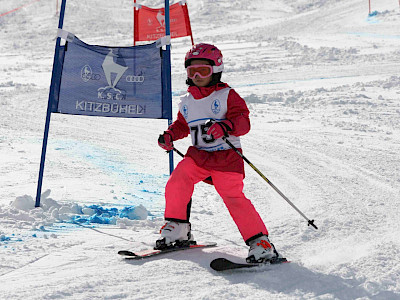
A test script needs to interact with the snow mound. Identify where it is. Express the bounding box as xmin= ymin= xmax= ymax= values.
xmin=6 ymin=190 xmax=150 ymax=229
xmin=11 ymin=195 xmax=35 ymax=211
